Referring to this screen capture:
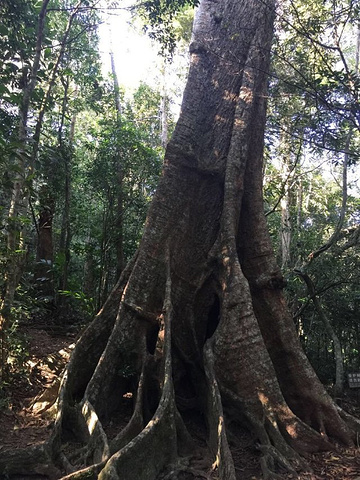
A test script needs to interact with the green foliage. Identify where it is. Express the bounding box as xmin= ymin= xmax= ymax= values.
xmin=0 ymin=285 xmax=34 ymax=387
xmin=4 ymin=321 xmax=29 ymax=378
xmin=264 ymin=0 xmax=360 ymax=386
xmin=172 ymin=6 xmax=195 ymax=44
xmin=58 ymin=289 xmax=95 ymax=315
xmin=0 ymin=387 xmax=10 ymax=411
xmin=66 ymin=80 xmax=162 ymax=306
xmin=294 ymin=244 xmax=360 ymax=382
xmin=0 ymin=0 xmax=38 ymax=83
xmin=265 ymin=156 xmax=360 ymax=385
xmin=270 ymin=0 xmax=360 ymax=161
xmin=137 ymin=0 xmax=199 ymax=55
